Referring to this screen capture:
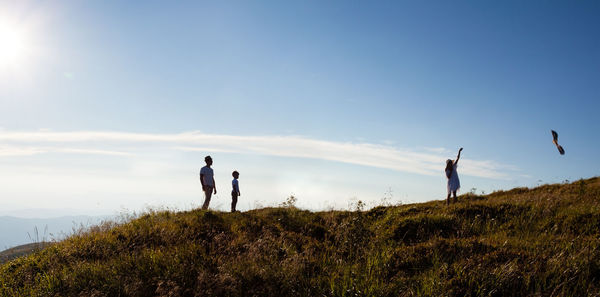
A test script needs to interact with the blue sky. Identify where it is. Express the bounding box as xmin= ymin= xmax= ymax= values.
xmin=0 ymin=1 xmax=598 ymax=215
